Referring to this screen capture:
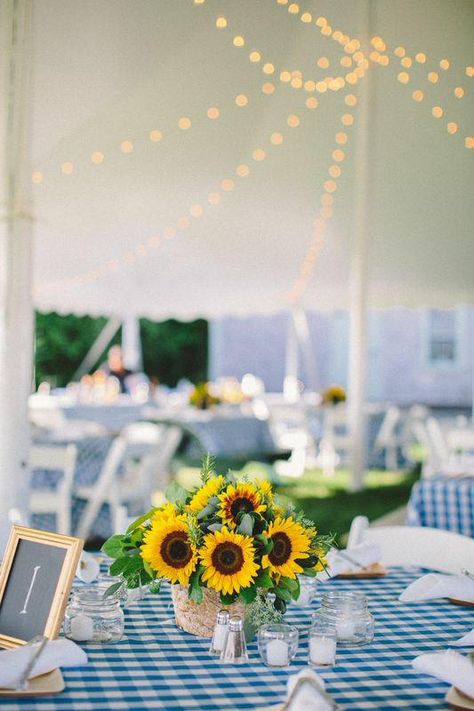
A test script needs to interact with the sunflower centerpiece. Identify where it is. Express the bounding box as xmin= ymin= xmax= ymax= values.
xmin=102 ymin=457 xmax=332 ymax=638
